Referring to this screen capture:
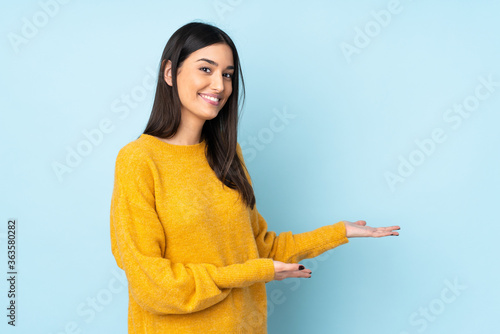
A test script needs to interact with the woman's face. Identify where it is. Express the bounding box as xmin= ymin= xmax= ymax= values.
xmin=165 ymin=43 xmax=234 ymax=123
